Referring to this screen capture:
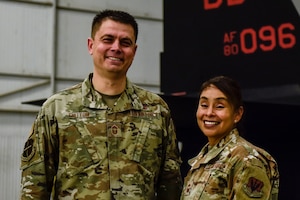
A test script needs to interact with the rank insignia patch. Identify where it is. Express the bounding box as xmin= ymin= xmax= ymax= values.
xmin=107 ymin=122 xmax=122 ymax=137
